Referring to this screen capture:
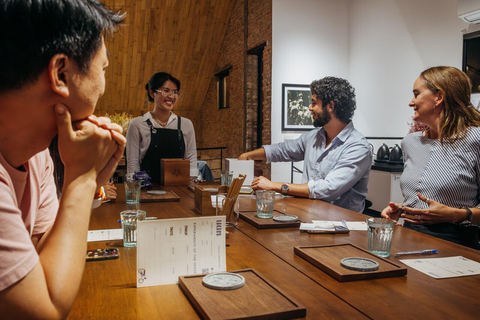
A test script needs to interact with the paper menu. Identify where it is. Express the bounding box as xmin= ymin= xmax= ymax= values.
xmin=400 ymin=256 xmax=480 ymax=279
xmin=136 ymin=216 xmax=226 ymax=287
xmin=87 ymin=228 xmax=123 ymax=242
xmin=306 ymin=220 xmax=368 ymax=231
